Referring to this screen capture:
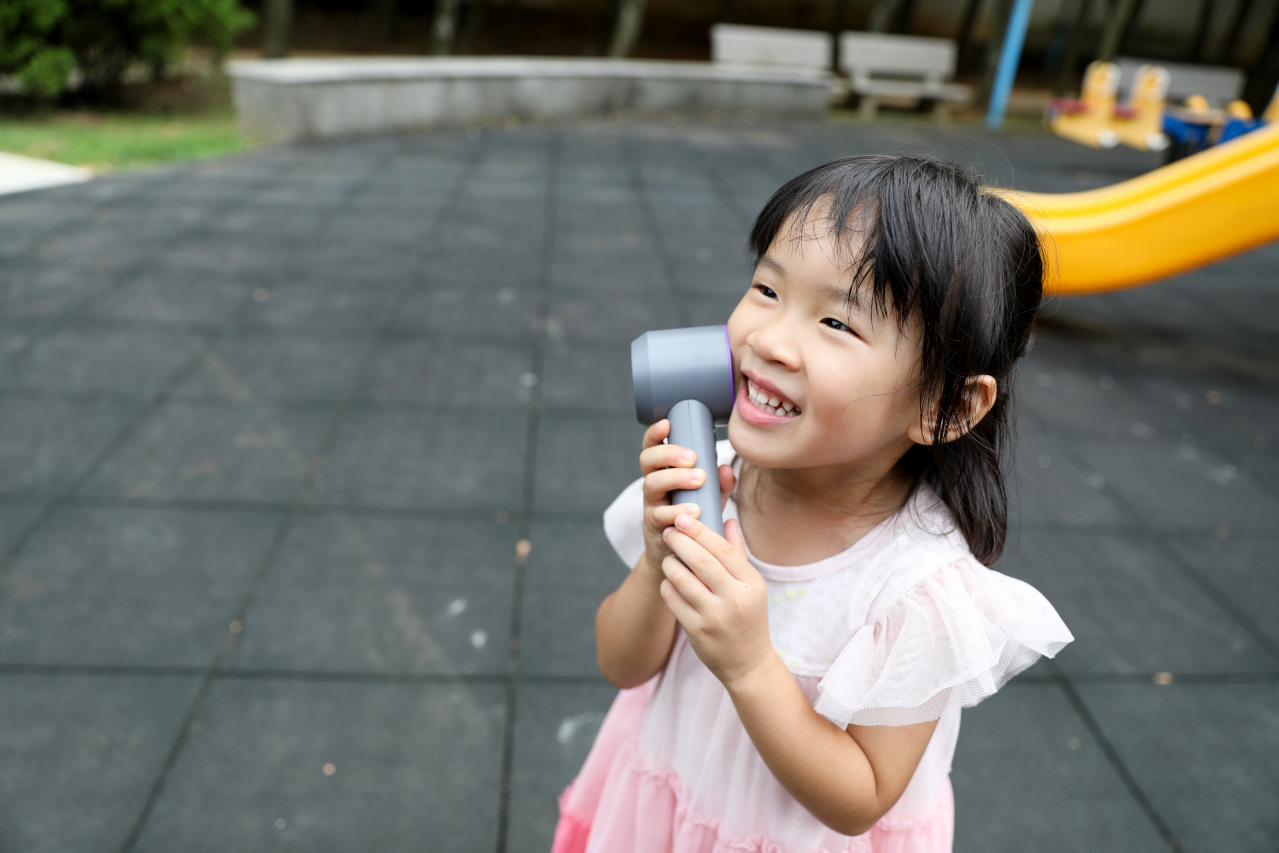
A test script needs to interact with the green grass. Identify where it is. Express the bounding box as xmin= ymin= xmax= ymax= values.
xmin=0 ymin=107 xmax=249 ymax=173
